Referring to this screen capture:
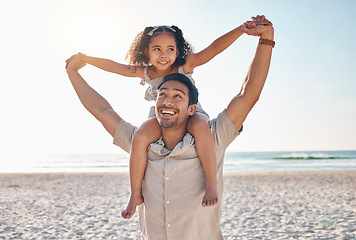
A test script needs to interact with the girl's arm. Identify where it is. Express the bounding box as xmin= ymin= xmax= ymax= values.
xmin=67 ymin=53 xmax=144 ymax=79
xmin=184 ymin=25 xmax=244 ymax=72
xmin=184 ymin=18 xmax=272 ymax=72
